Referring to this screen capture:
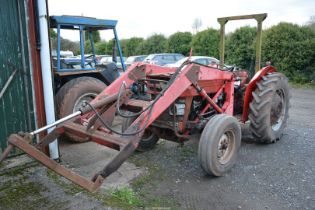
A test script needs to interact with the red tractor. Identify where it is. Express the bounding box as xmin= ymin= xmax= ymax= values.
xmin=0 ymin=14 xmax=290 ymax=192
